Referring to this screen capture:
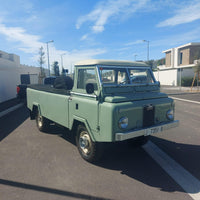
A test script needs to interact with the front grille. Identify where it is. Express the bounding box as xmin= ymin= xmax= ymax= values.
xmin=143 ymin=105 xmax=155 ymax=127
